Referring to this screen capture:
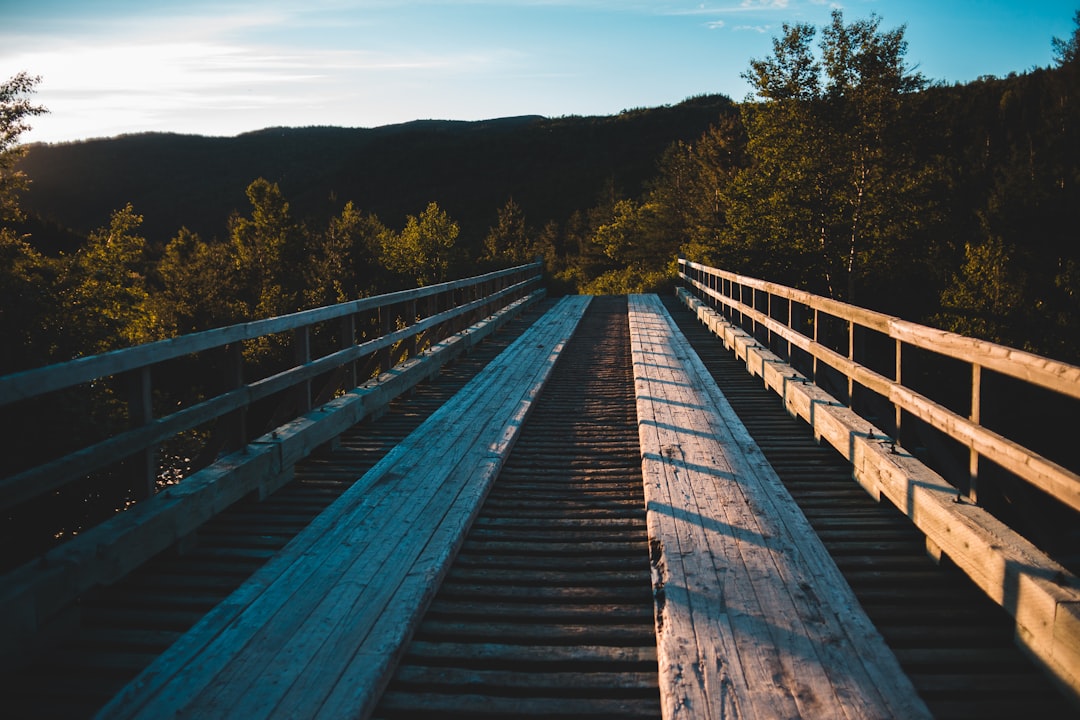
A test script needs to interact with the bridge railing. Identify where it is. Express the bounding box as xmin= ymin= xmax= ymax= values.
xmin=0 ymin=262 xmax=543 ymax=557
xmin=679 ymin=258 xmax=1080 ymax=517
